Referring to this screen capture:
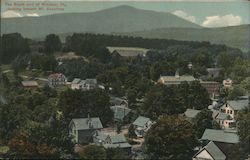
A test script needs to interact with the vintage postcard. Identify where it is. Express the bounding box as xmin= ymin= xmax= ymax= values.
xmin=0 ymin=0 xmax=249 ymax=159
